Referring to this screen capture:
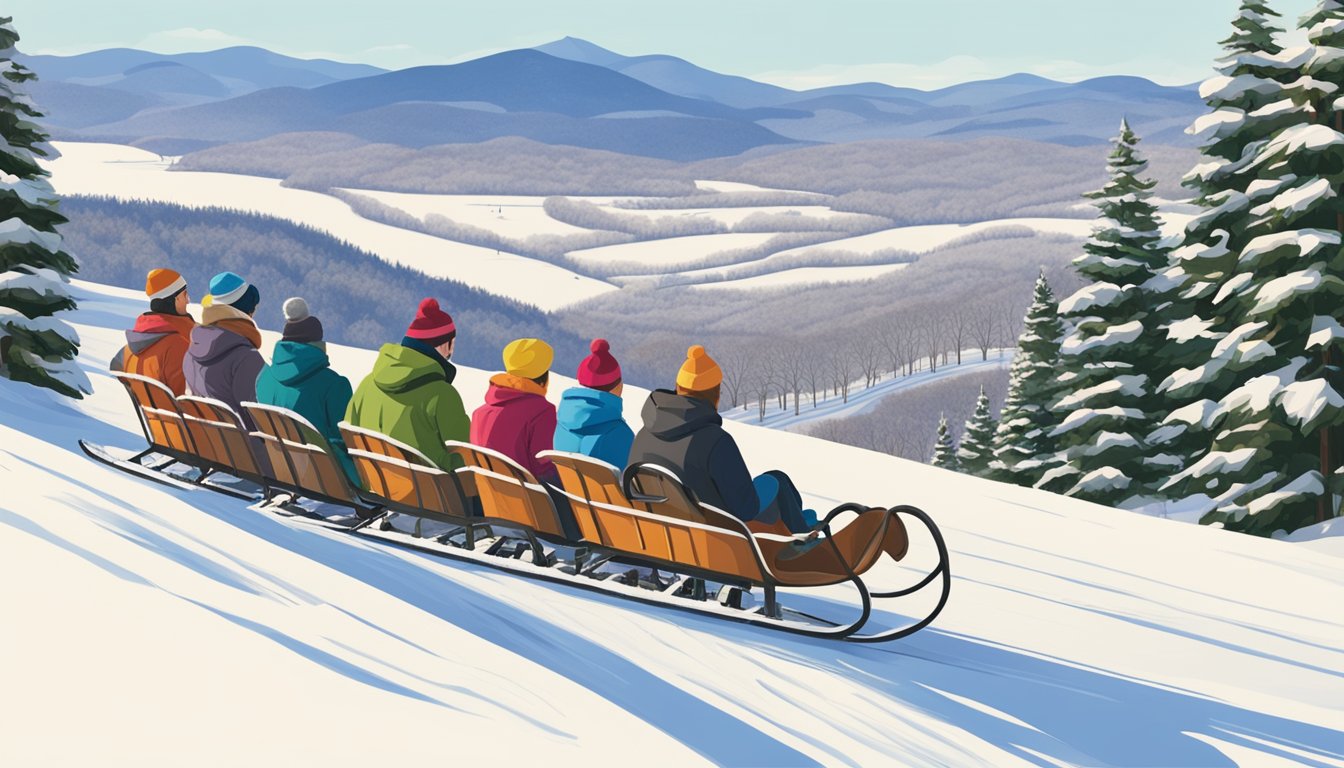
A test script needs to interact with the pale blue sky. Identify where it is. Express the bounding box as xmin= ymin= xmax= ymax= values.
xmin=5 ymin=0 xmax=1323 ymax=88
